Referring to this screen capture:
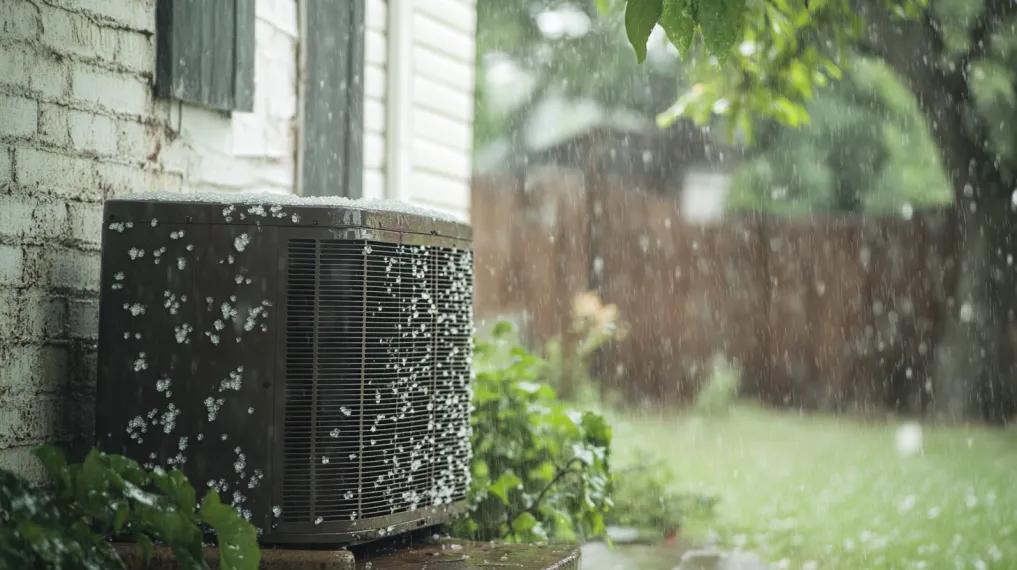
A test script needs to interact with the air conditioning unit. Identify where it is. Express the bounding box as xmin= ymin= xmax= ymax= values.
xmin=95 ymin=194 xmax=473 ymax=544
